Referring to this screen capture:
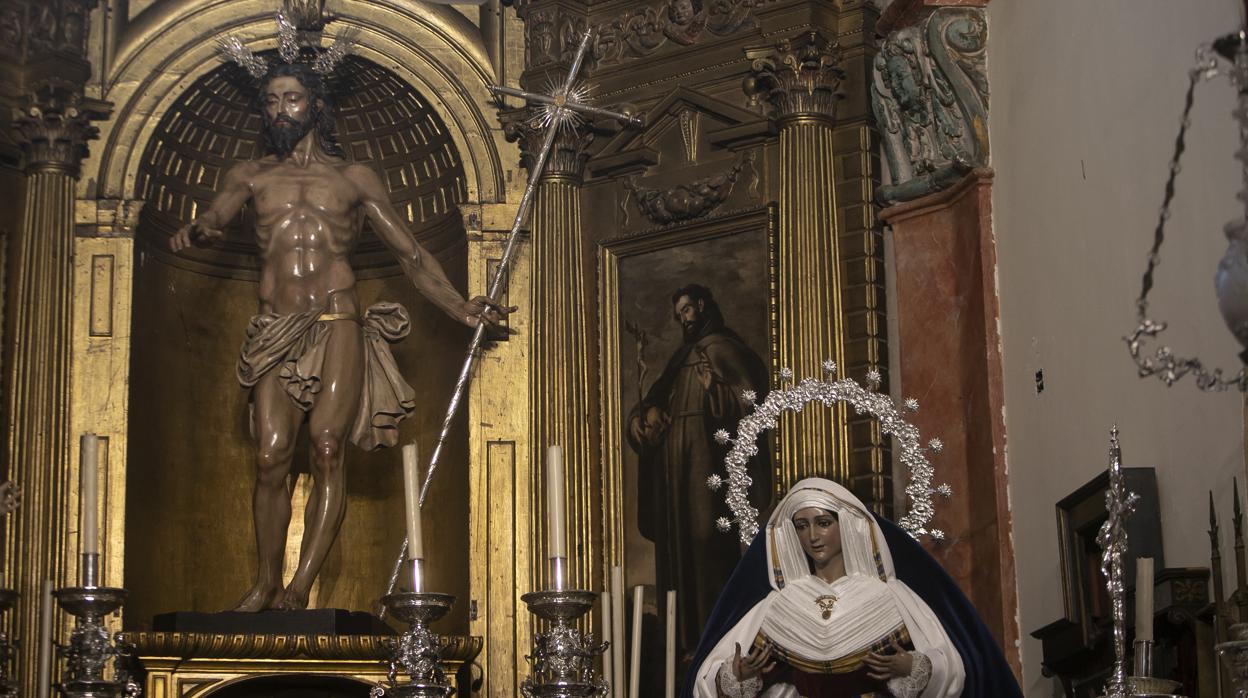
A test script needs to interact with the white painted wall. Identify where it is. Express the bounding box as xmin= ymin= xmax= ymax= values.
xmin=988 ymin=1 xmax=1245 ymax=694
